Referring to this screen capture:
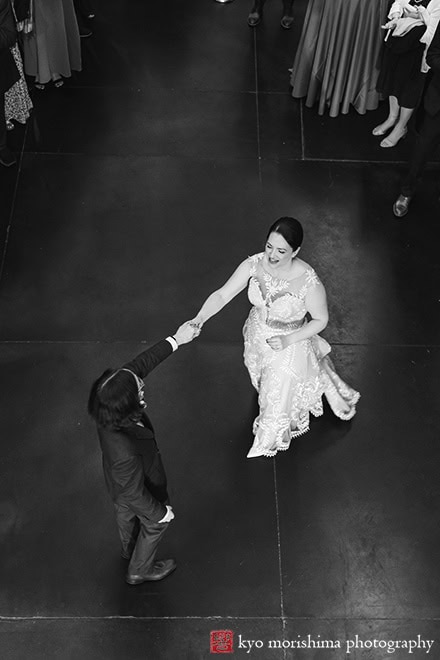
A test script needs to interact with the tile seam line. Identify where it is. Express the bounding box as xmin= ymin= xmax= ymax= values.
xmin=253 ymin=29 xmax=262 ymax=183
xmin=1 ymin=616 xmax=439 ymax=622
xmin=17 ymin=151 xmax=432 ymax=166
xmin=0 ymin=341 xmax=439 ymax=348
xmin=272 ymin=460 xmax=285 ymax=621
